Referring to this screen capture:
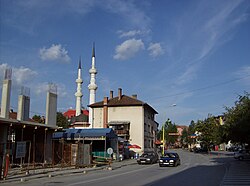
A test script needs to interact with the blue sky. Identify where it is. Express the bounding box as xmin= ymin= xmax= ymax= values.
xmin=0 ymin=0 xmax=250 ymax=126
